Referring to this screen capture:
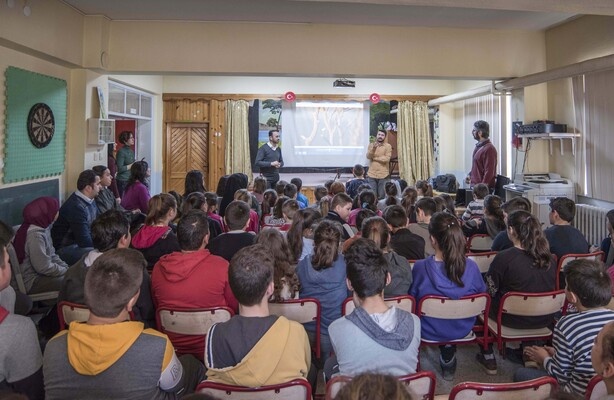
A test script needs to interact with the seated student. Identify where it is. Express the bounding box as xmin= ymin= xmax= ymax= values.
xmin=415 ymin=180 xmax=433 ymax=198
xmin=59 ymin=210 xmax=155 ymax=328
xmin=591 ymin=321 xmax=614 ymax=396
xmin=181 ymin=192 xmax=222 ymax=240
xmin=462 ymin=194 xmax=506 ymax=239
xmin=284 ymin=183 xmax=304 ymax=210
xmin=491 ymin=197 xmax=532 ymax=251
xmin=204 ymin=192 xmax=225 ymax=232
xmin=326 ymin=238 xmax=420 ymax=380
xmin=348 ymin=189 xmax=381 ymax=227
xmin=297 ymin=220 xmax=348 ymax=366
xmin=333 ymin=373 xmax=413 ymax=400
xmin=345 ymin=164 xmax=368 ymax=200
xmin=182 ymin=170 xmax=207 ymax=199
xmin=361 ymin=217 xmax=412 ymax=297
xmin=310 ymin=185 xmax=329 ymax=210
xmin=207 ymin=200 xmax=256 ymax=262
xmin=233 ymin=189 xmax=260 ymax=234
xmin=44 ymin=248 xmax=204 ymax=399
xmin=251 ymin=176 xmax=267 ymax=205
xmin=409 ymin=212 xmax=486 ymax=381
xmin=0 ymin=221 xmax=44 ymax=400
xmin=290 ymin=178 xmax=309 ymax=208
xmin=330 ymin=181 xmax=346 ymax=197
xmin=92 ymin=165 xmax=142 ymax=227
xmin=287 ymin=208 xmax=322 ymax=264
xmin=480 ymin=210 xmax=557 ymax=371
xmin=384 ymin=205 xmax=425 ymax=261
xmin=377 ymin=181 xmax=400 ymax=212
xmin=131 ymin=194 xmax=181 ymax=271
xmin=461 ymin=183 xmax=489 ymax=222
xmin=544 ymin=197 xmax=590 ymax=261
xmin=280 ymin=199 xmax=300 ymax=232
xmin=152 ymin=210 xmax=238 ymax=359
xmin=408 ymin=197 xmax=437 ymax=257
xmin=261 ymin=190 xmax=280 ymax=226
xmin=401 ymin=186 xmax=419 ymax=223
xmin=14 ymin=197 xmax=68 ymax=295
xmin=121 ymin=160 xmax=151 ymax=214
xmin=255 ymin=229 xmax=299 ymax=302
xmin=325 ymin=193 xmax=354 ymax=240
xmin=275 ymin=180 xmax=289 ymax=197
xmin=51 ymin=169 xmax=101 ymax=265
xmin=517 ymin=259 xmax=614 ymax=395
xmin=439 ymin=193 xmax=457 ymax=217
xmin=601 ymin=210 xmax=614 ymax=268
xmin=205 ymin=244 xmax=311 ymax=387
xmin=342 ymin=209 xmax=376 ymax=254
